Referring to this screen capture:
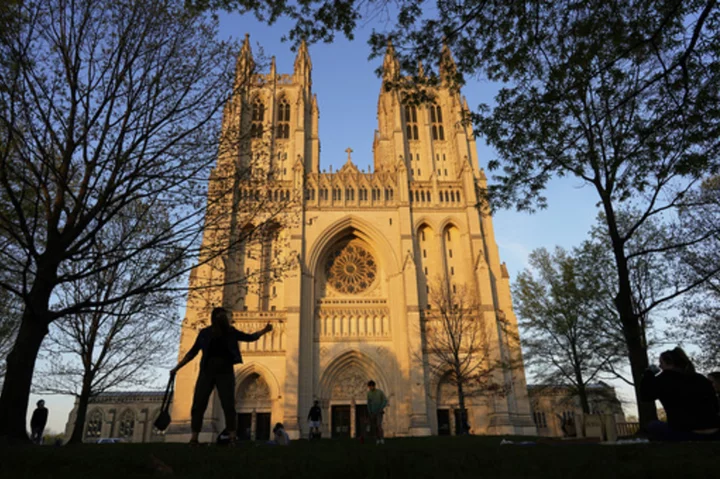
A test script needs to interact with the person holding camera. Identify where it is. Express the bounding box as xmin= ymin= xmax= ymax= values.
xmin=640 ymin=347 xmax=720 ymax=441
xmin=170 ymin=307 xmax=272 ymax=445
